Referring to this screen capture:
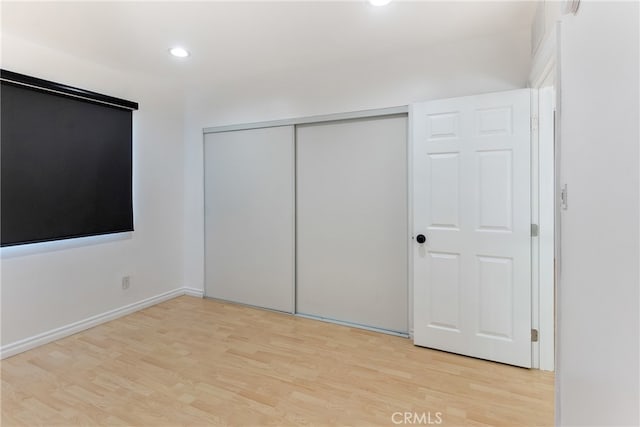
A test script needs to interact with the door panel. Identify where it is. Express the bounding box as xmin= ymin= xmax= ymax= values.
xmin=204 ymin=126 xmax=294 ymax=313
xmin=428 ymin=252 xmax=460 ymax=331
xmin=412 ymin=89 xmax=531 ymax=367
xmin=296 ymin=115 xmax=408 ymax=333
